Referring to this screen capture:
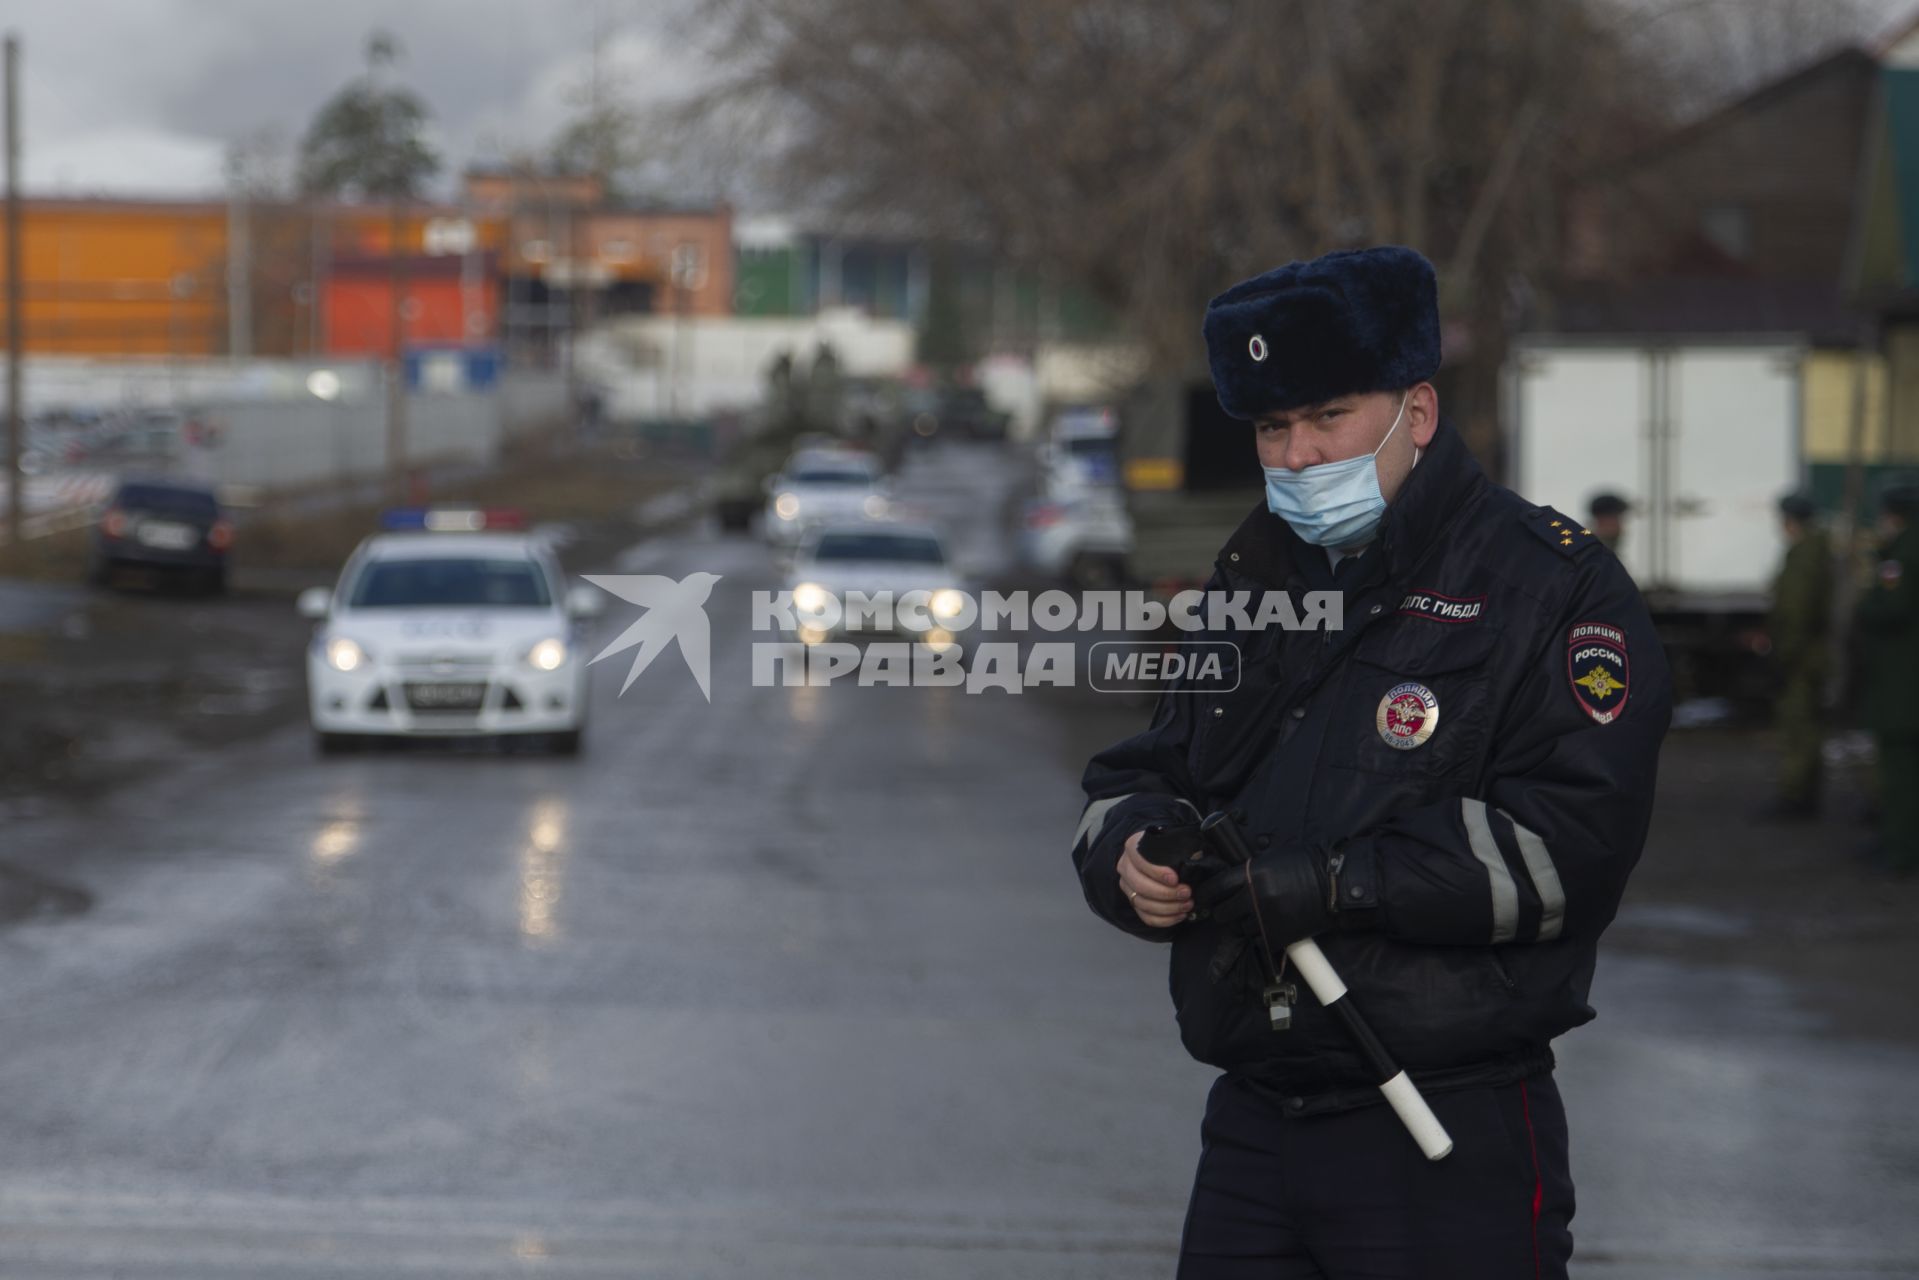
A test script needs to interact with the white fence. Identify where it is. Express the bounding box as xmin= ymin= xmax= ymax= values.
xmin=2 ymin=357 xmax=570 ymax=492
xmin=578 ymin=308 xmax=917 ymax=420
